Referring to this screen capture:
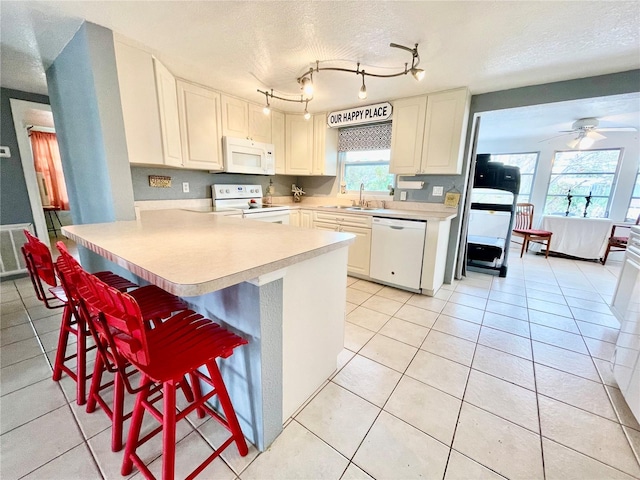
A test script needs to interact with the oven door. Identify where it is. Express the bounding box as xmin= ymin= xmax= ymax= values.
xmin=243 ymin=210 xmax=290 ymax=224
